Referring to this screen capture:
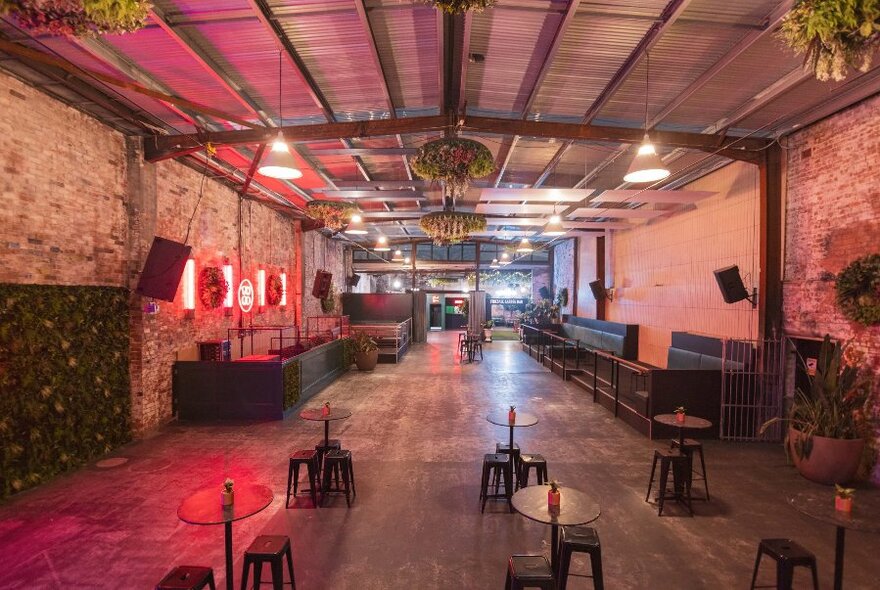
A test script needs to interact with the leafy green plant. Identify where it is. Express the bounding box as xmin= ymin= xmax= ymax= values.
xmin=419 ymin=211 xmax=487 ymax=245
xmin=320 ymin=285 xmax=337 ymax=314
xmin=674 ymin=406 xmax=687 ymax=415
xmin=483 ymin=320 xmax=494 ymax=329
xmin=760 ymin=335 xmax=874 ymax=459
xmin=350 ymin=330 xmax=378 ymax=354
xmin=780 ymin=0 xmax=880 ymax=81
xmin=305 ymin=200 xmax=358 ymax=231
xmin=428 ymin=0 xmax=495 ymax=15
xmin=223 ymin=478 xmax=234 ymax=493
xmin=0 ymin=284 xmax=131 ymax=499
xmin=410 ymin=138 xmax=494 ymax=199
xmin=549 ymin=480 xmax=559 ymax=493
xmin=556 ymin=287 xmax=569 ymax=308
xmin=282 ymin=360 xmax=301 ymax=410
xmin=198 ymin=266 xmax=228 ymax=310
xmin=835 ymin=484 xmax=856 ymax=499
xmin=0 ymin=0 xmax=150 ymax=36
xmin=835 ymin=253 xmax=880 ymax=325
